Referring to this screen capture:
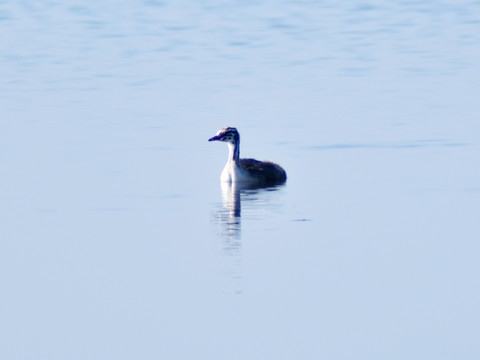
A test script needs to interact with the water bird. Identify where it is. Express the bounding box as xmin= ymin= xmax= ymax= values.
xmin=208 ymin=127 xmax=287 ymax=186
